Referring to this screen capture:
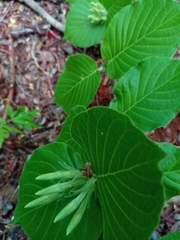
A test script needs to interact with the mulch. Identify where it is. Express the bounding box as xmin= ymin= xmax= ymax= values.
xmin=0 ymin=1 xmax=180 ymax=239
